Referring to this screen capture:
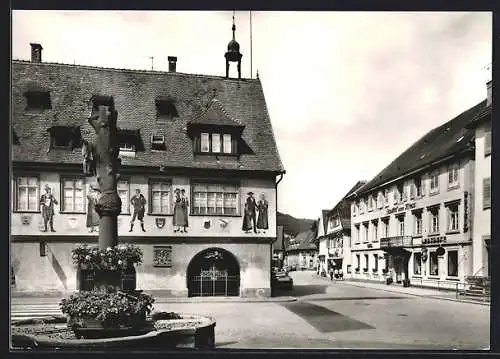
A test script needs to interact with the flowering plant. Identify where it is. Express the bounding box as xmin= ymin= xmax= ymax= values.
xmin=60 ymin=289 xmax=155 ymax=328
xmin=71 ymin=244 xmax=143 ymax=271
